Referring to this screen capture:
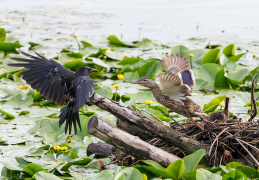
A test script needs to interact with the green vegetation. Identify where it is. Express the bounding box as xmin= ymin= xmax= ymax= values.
xmin=0 ymin=28 xmax=258 ymax=179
